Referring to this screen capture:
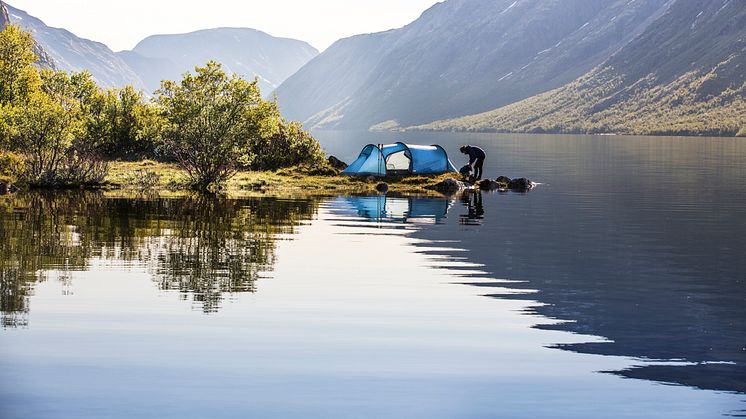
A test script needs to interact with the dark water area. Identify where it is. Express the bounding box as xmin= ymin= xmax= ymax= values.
xmin=316 ymin=132 xmax=746 ymax=395
xmin=0 ymin=132 xmax=745 ymax=418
